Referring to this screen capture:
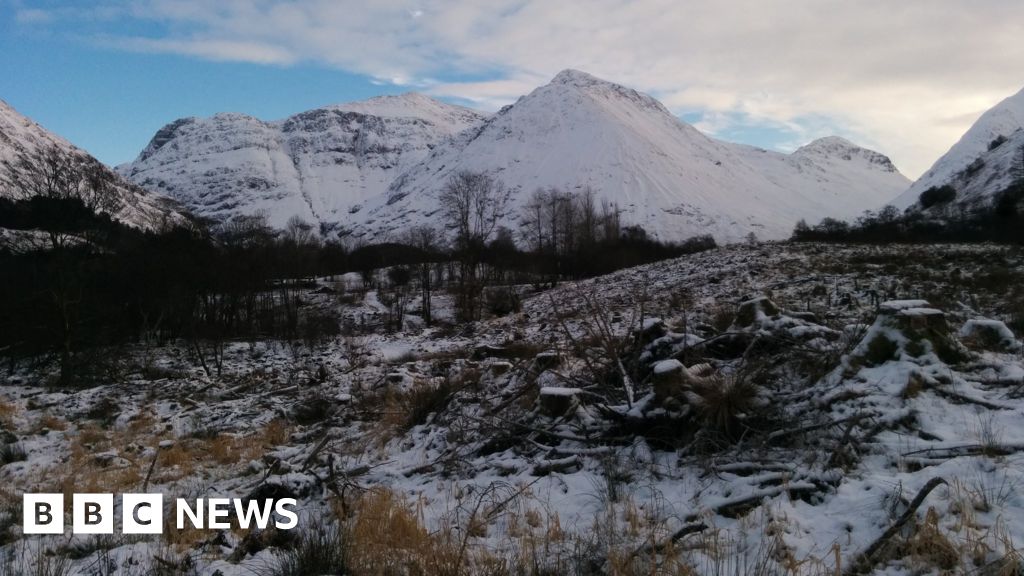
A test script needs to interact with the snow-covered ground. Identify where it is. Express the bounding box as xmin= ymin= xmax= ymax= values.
xmin=1 ymin=241 xmax=1023 ymax=574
